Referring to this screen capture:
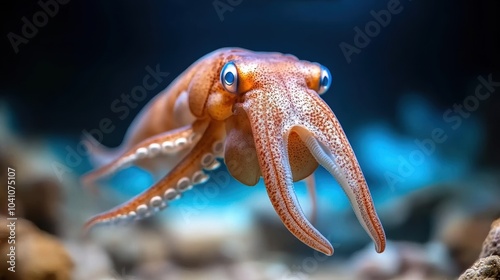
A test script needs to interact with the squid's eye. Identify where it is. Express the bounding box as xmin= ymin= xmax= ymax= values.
xmin=318 ymin=65 xmax=332 ymax=95
xmin=220 ymin=61 xmax=238 ymax=93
